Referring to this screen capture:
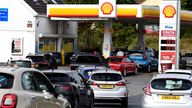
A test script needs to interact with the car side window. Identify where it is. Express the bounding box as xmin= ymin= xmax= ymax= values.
xmin=22 ymin=72 xmax=36 ymax=91
xmin=126 ymin=58 xmax=131 ymax=62
xmin=33 ymin=72 xmax=54 ymax=93
xmin=78 ymin=74 xmax=85 ymax=85
xmin=73 ymin=73 xmax=82 ymax=84
xmin=122 ymin=58 xmax=126 ymax=62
